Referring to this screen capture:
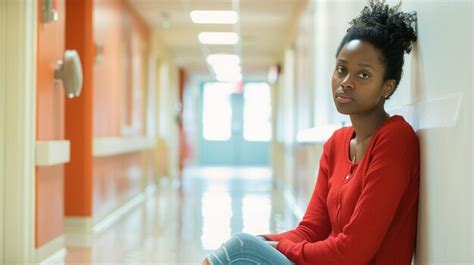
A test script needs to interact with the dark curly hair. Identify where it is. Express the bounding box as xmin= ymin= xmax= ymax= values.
xmin=336 ymin=0 xmax=417 ymax=99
